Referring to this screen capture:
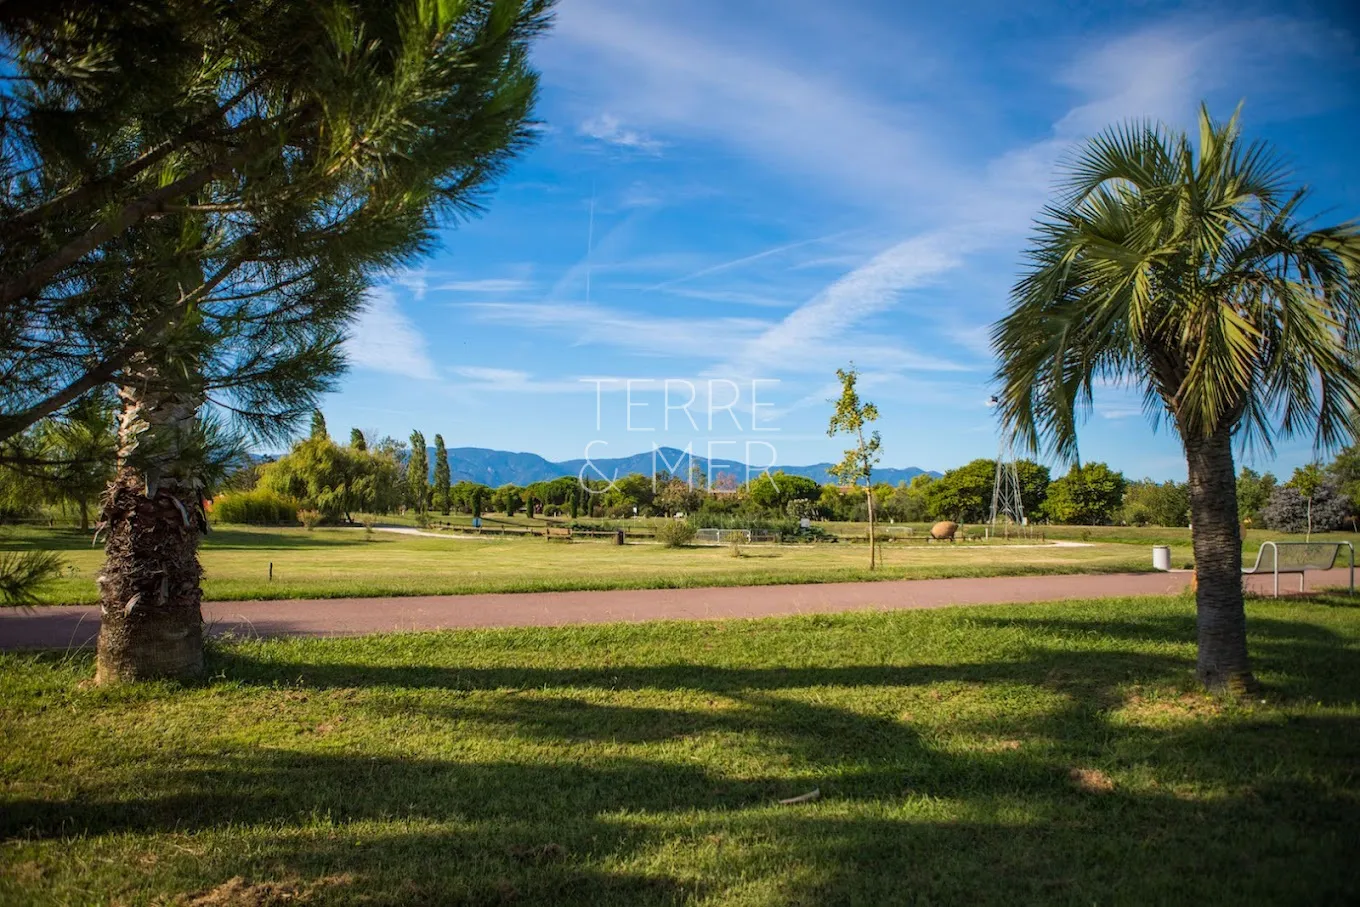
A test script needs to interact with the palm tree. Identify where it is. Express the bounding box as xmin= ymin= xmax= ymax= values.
xmin=992 ymin=106 xmax=1360 ymax=692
